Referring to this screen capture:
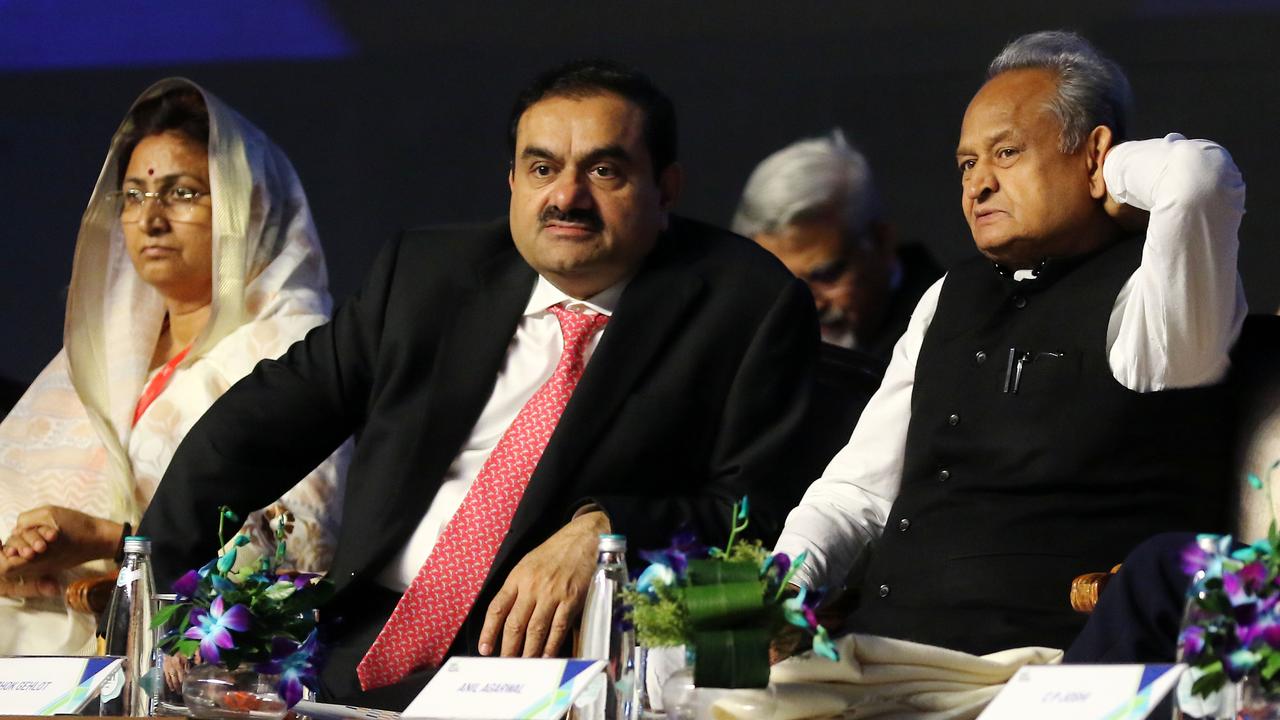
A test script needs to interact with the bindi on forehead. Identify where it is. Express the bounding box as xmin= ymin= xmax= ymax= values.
xmin=148 ymin=168 xmax=154 ymax=176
